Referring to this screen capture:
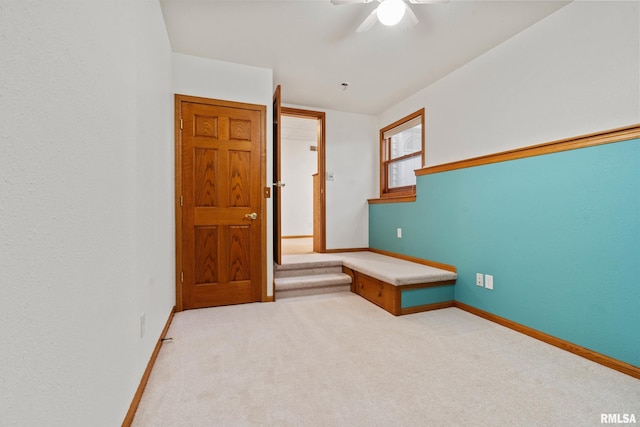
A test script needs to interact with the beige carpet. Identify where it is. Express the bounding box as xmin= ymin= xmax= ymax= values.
xmin=132 ymin=292 xmax=640 ymax=426
xmin=281 ymin=237 xmax=314 ymax=255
